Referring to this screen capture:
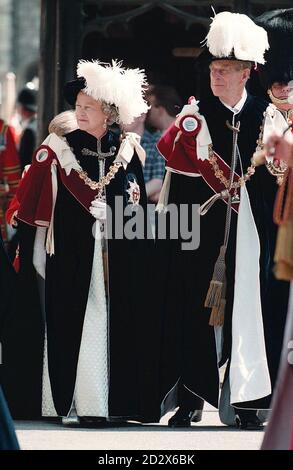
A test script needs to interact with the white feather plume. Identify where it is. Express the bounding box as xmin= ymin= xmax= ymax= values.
xmin=77 ymin=59 xmax=149 ymax=125
xmin=205 ymin=11 xmax=269 ymax=64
